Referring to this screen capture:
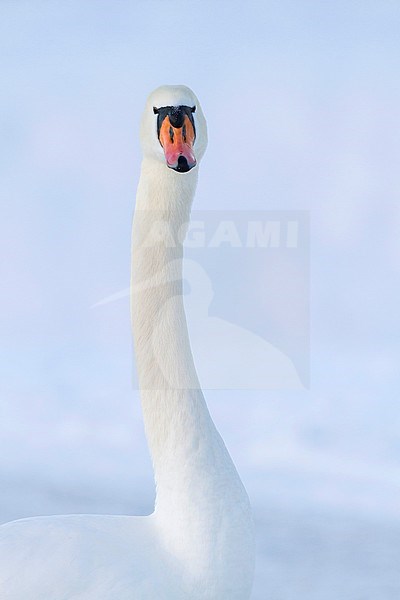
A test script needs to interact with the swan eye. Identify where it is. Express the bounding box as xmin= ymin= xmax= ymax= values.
xmin=153 ymin=107 xmax=159 ymax=114
xmin=191 ymin=106 xmax=196 ymax=113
